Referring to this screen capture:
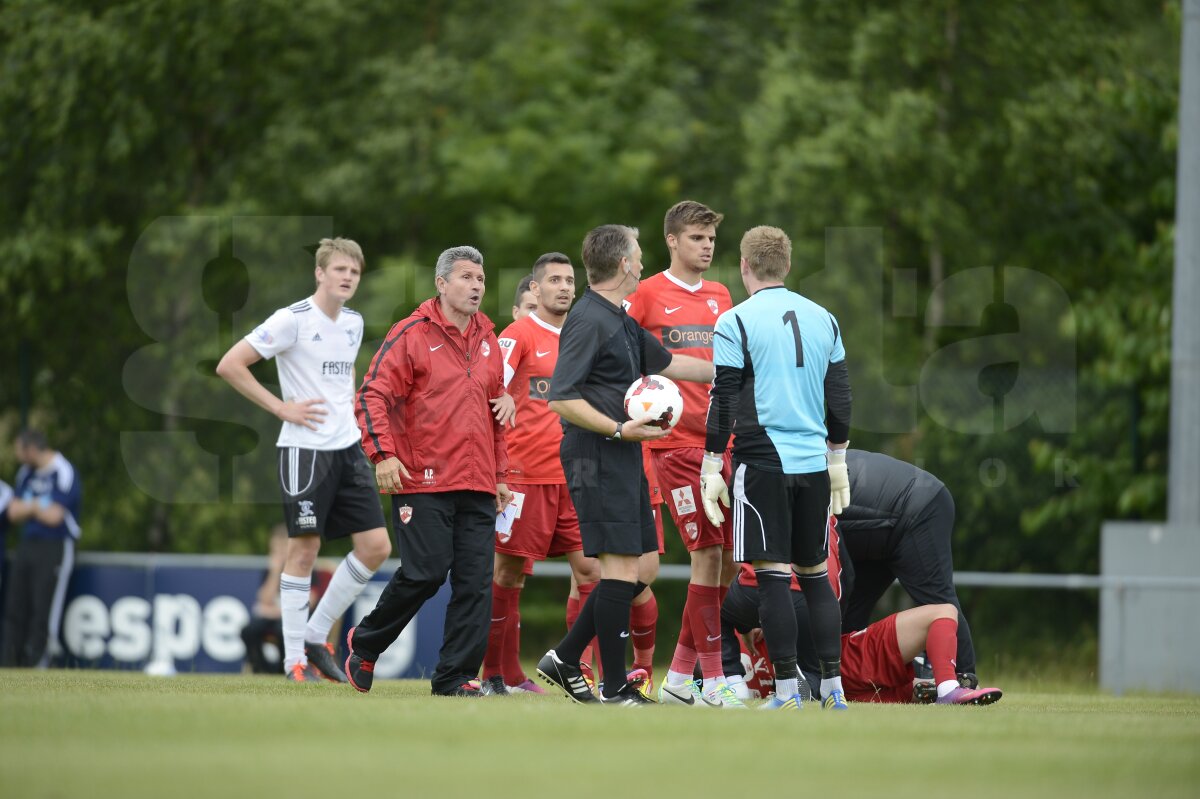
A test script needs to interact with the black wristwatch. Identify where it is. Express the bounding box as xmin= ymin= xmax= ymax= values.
xmin=608 ymin=422 xmax=623 ymax=440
